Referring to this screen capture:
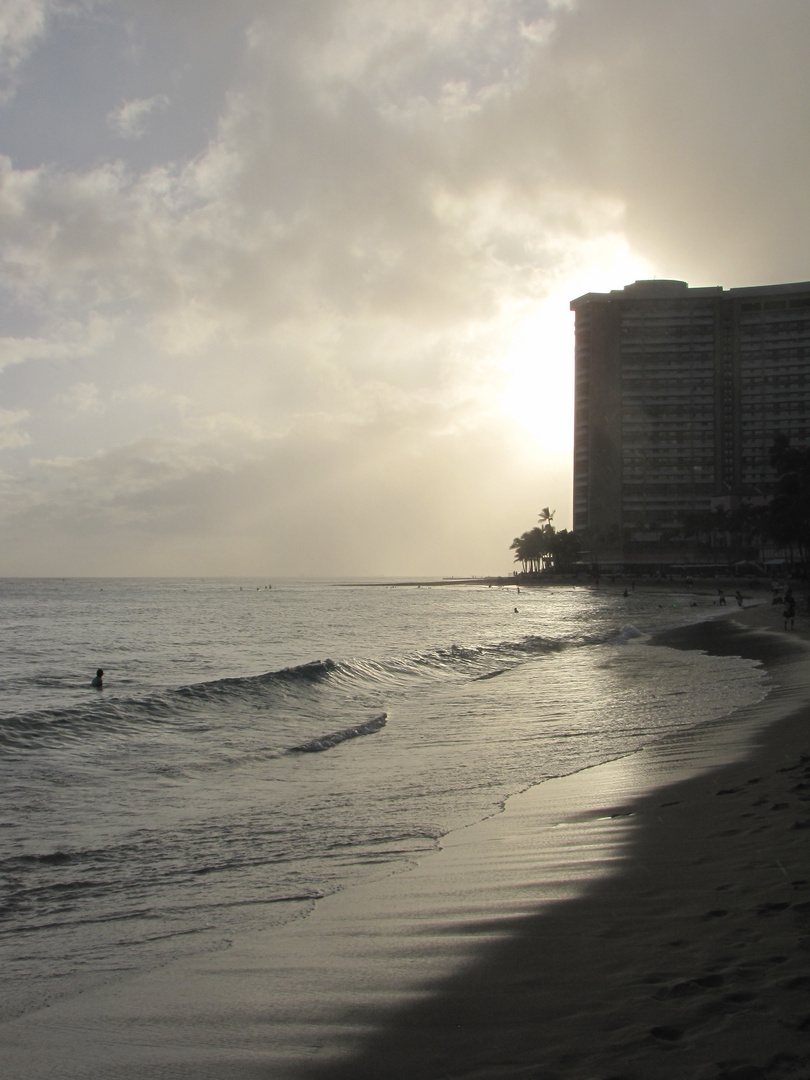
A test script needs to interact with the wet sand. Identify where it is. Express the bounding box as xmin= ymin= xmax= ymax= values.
xmin=3 ymin=601 xmax=810 ymax=1079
